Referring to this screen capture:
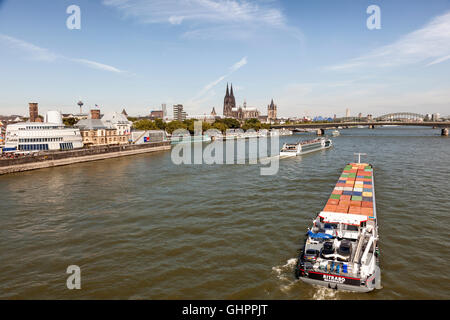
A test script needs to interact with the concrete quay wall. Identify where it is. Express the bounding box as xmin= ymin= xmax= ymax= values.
xmin=0 ymin=142 xmax=171 ymax=175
